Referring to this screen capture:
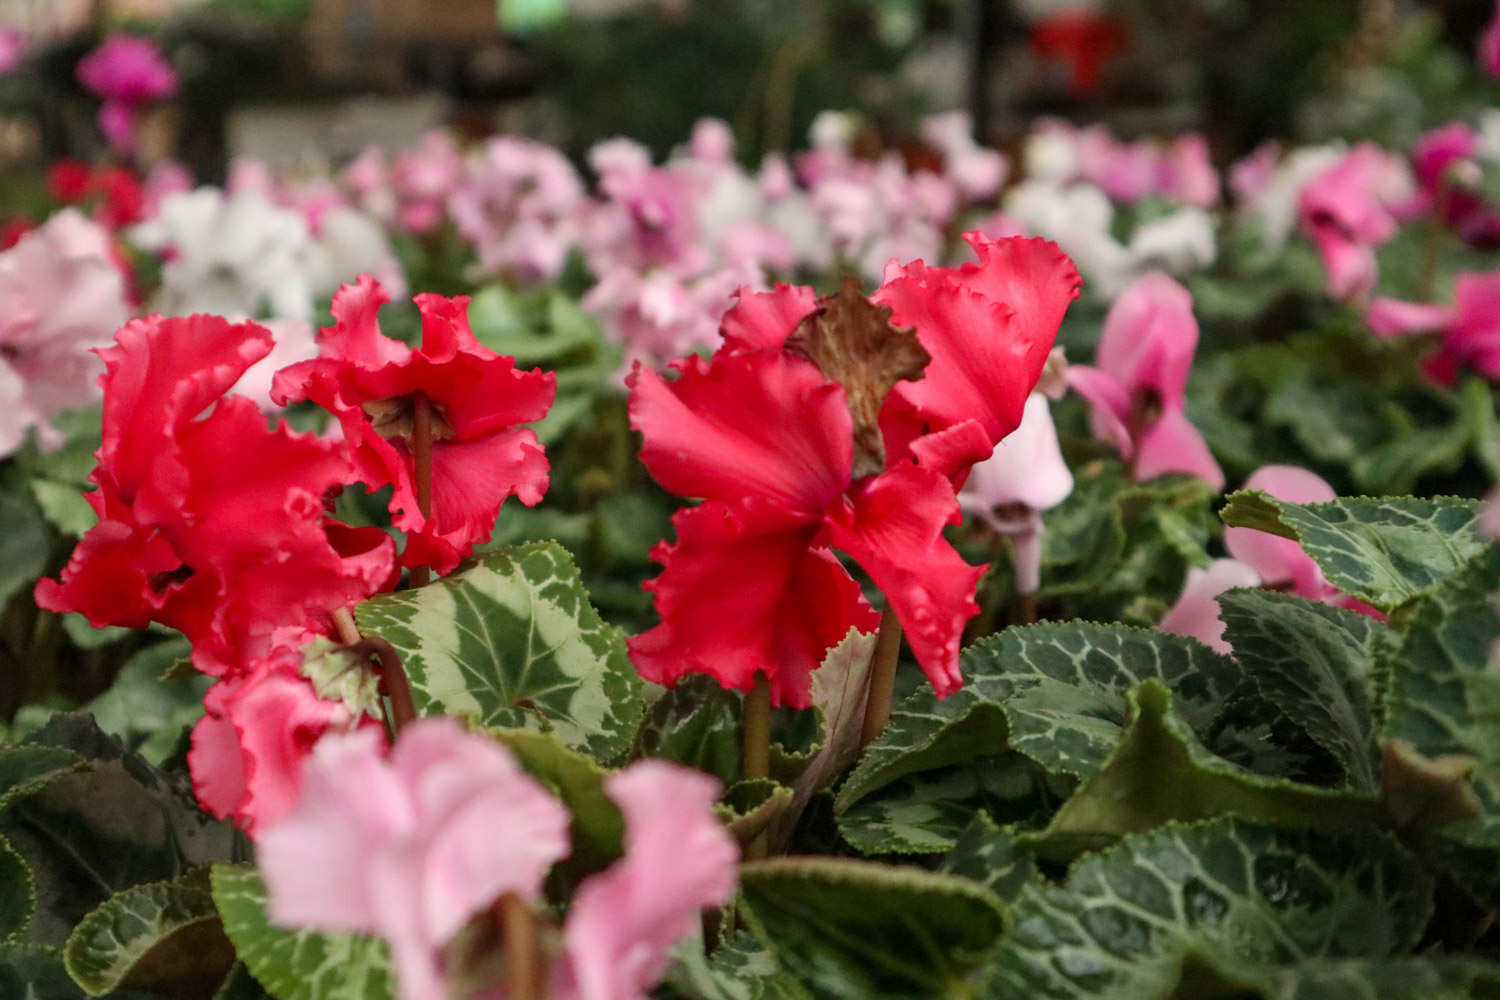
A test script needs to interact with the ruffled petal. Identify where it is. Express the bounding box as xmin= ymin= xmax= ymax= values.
xmin=627 ymin=501 xmax=877 ymax=709
xmin=557 ymin=762 xmax=738 ymax=1000
xmin=628 ymin=351 xmax=851 ymax=524
xmin=719 ymin=283 xmax=818 ymax=353
xmin=823 ymin=464 xmax=984 ymax=698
